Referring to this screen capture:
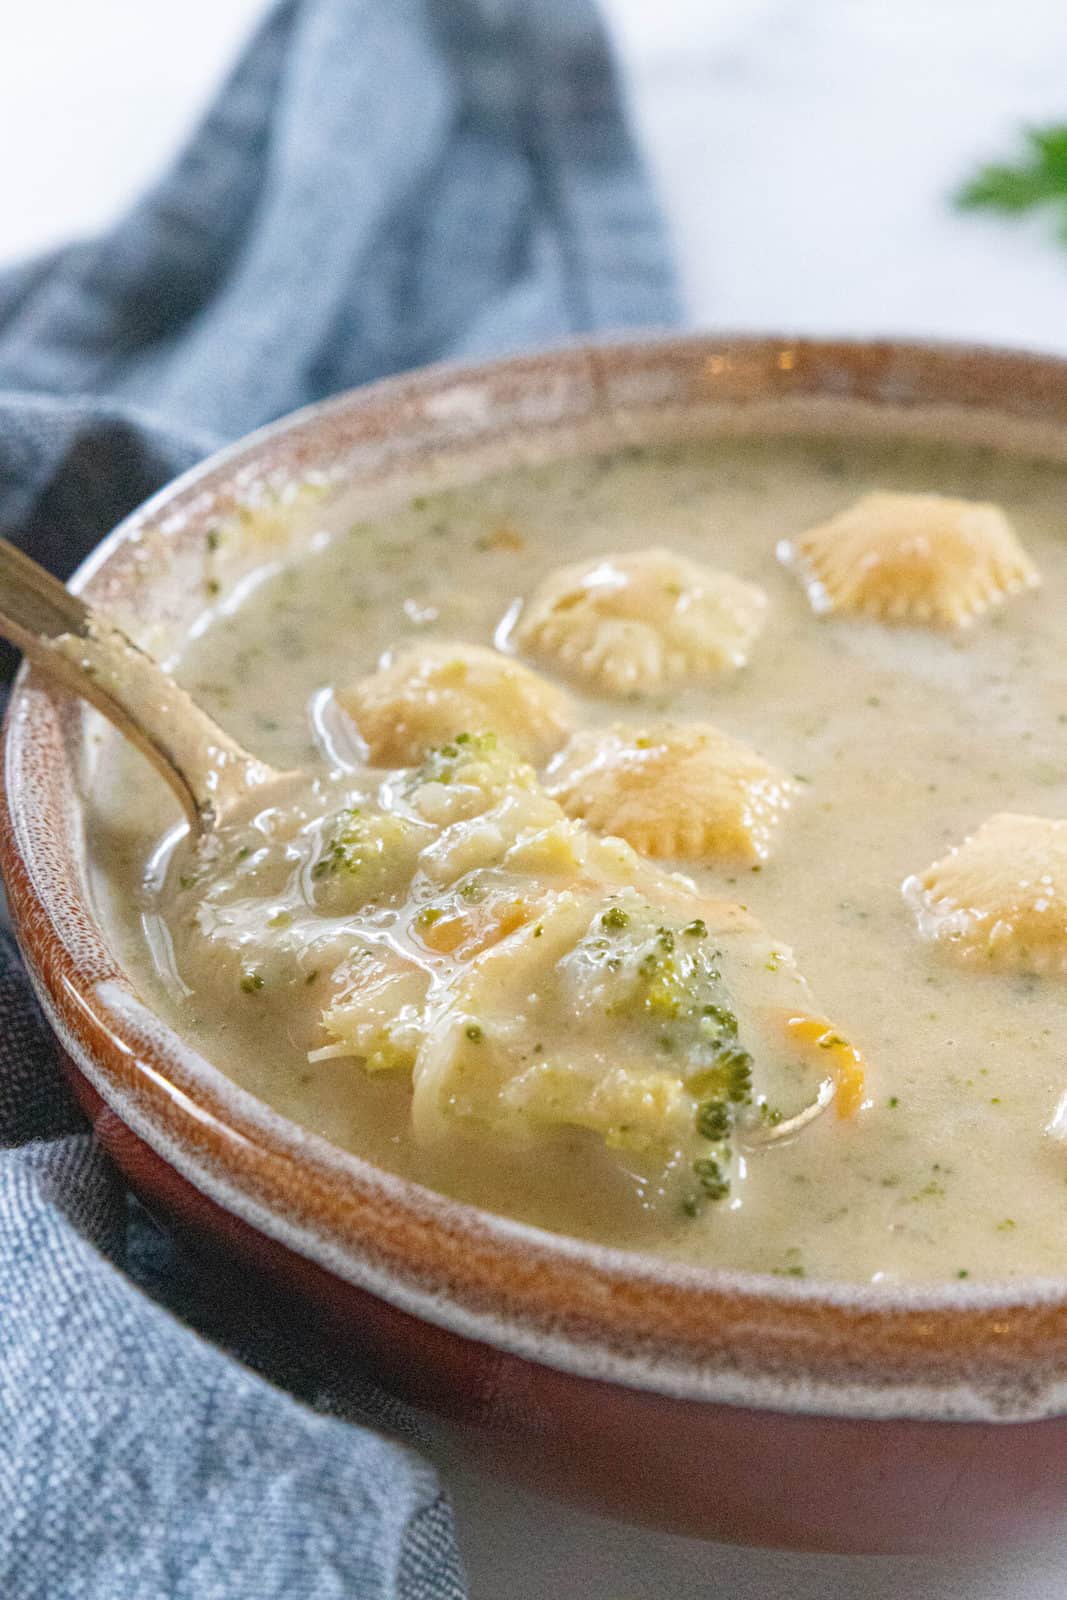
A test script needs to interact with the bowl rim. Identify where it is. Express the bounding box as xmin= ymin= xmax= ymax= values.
xmin=8 ymin=330 xmax=1067 ymax=1424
